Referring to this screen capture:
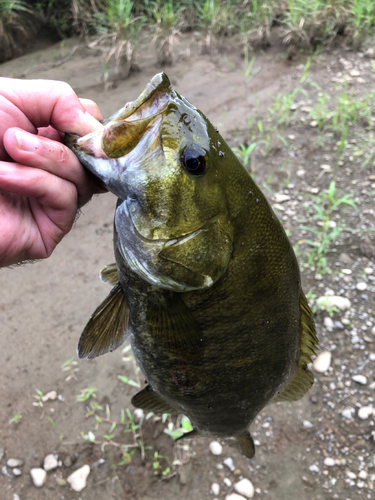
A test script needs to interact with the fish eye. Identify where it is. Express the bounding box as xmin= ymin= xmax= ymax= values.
xmin=181 ymin=145 xmax=207 ymax=175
